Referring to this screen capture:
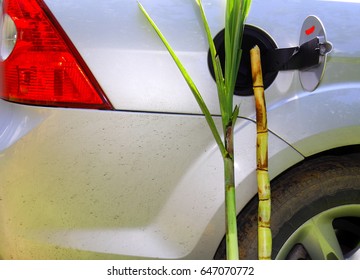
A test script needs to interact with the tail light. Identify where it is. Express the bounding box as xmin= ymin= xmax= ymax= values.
xmin=0 ymin=0 xmax=113 ymax=110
